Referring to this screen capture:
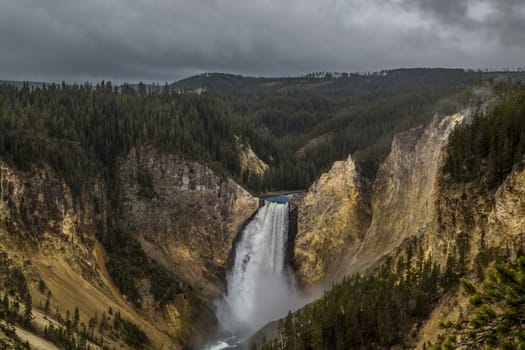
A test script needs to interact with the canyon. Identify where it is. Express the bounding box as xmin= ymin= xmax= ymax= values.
xmin=1 ymin=101 xmax=525 ymax=349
